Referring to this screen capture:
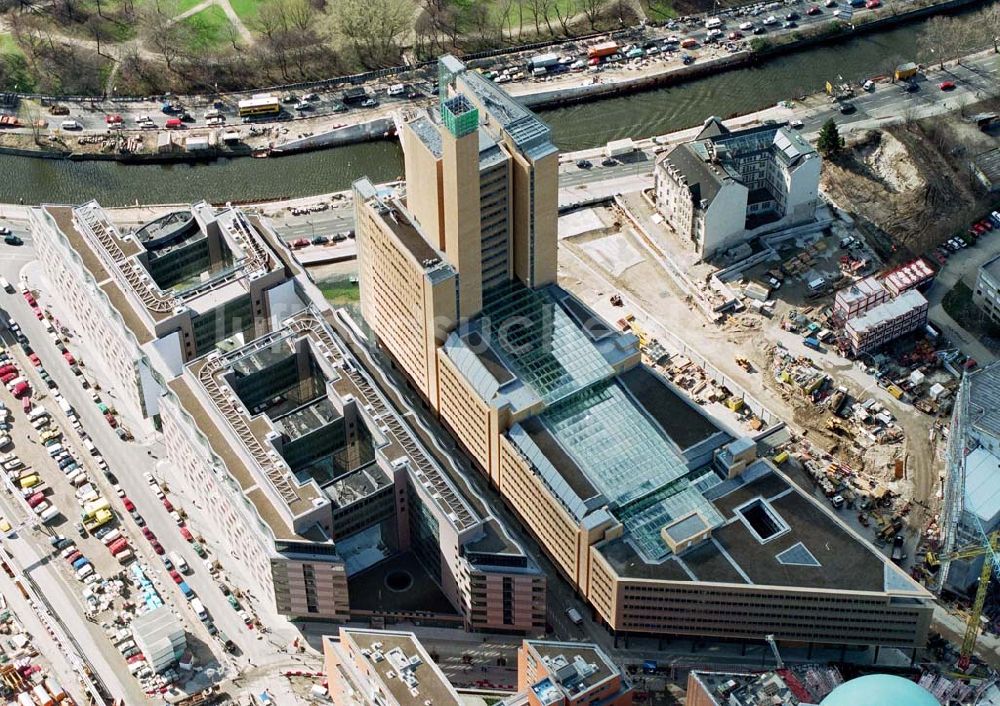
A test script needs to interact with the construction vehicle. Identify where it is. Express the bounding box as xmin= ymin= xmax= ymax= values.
xmin=735 ymin=357 xmax=753 ymax=372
